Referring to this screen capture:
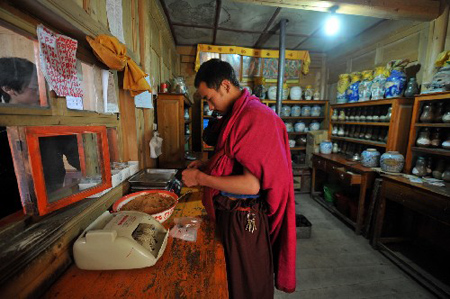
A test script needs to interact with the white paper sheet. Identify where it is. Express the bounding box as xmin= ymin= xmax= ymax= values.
xmin=106 ymin=0 xmax=126 ymax=44
xmin=134 ymin=76 xmax=153 ymax=108
xmin=66 ymin=96 xmax=84 ymax=110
